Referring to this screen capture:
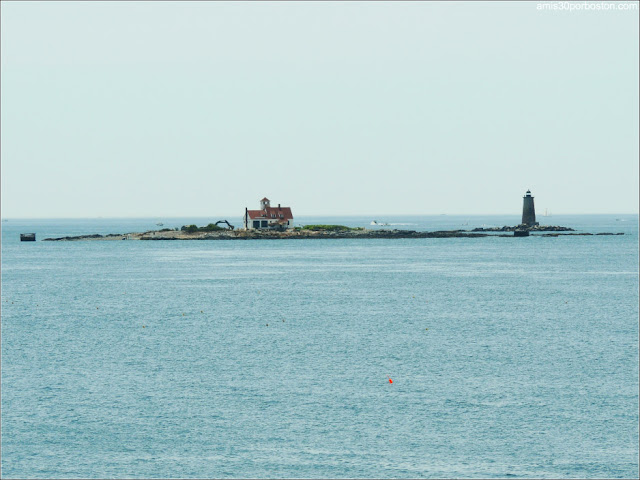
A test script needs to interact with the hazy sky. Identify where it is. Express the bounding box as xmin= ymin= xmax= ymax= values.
xmin=1 ymin=1 xmax=638 ymax=218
